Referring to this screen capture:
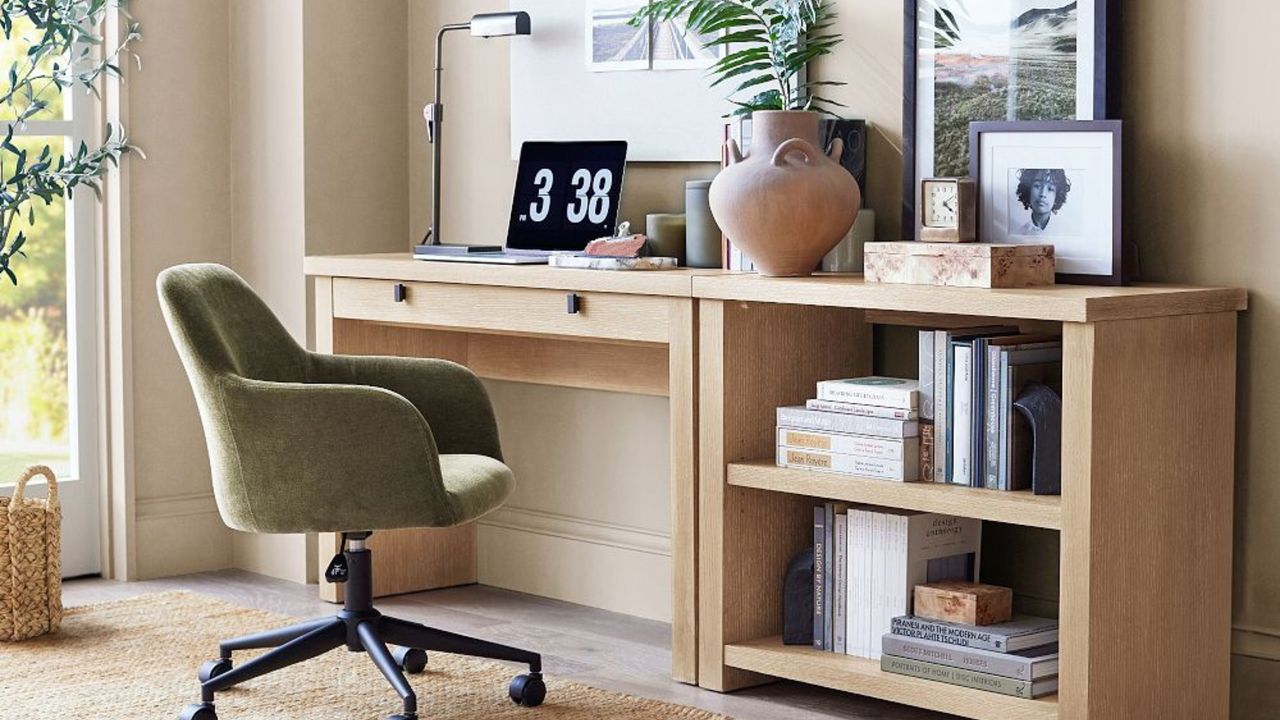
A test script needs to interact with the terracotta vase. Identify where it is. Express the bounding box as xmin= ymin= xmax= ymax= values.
xmin=710 ymin=111 xmax=861 ymax=277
